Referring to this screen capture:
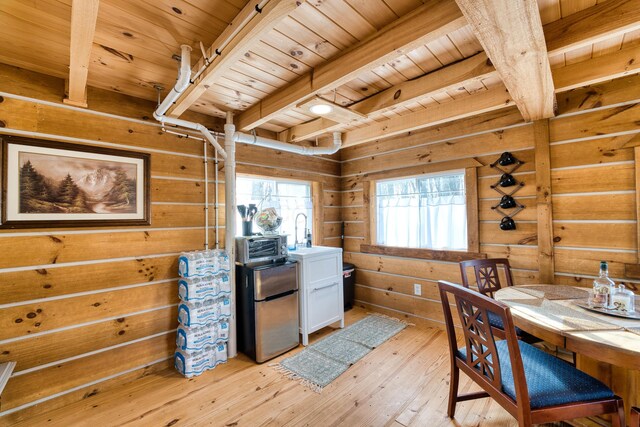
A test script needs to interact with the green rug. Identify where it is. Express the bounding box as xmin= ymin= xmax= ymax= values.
xmin=274 ymin=315 xmax=407 ymax=392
